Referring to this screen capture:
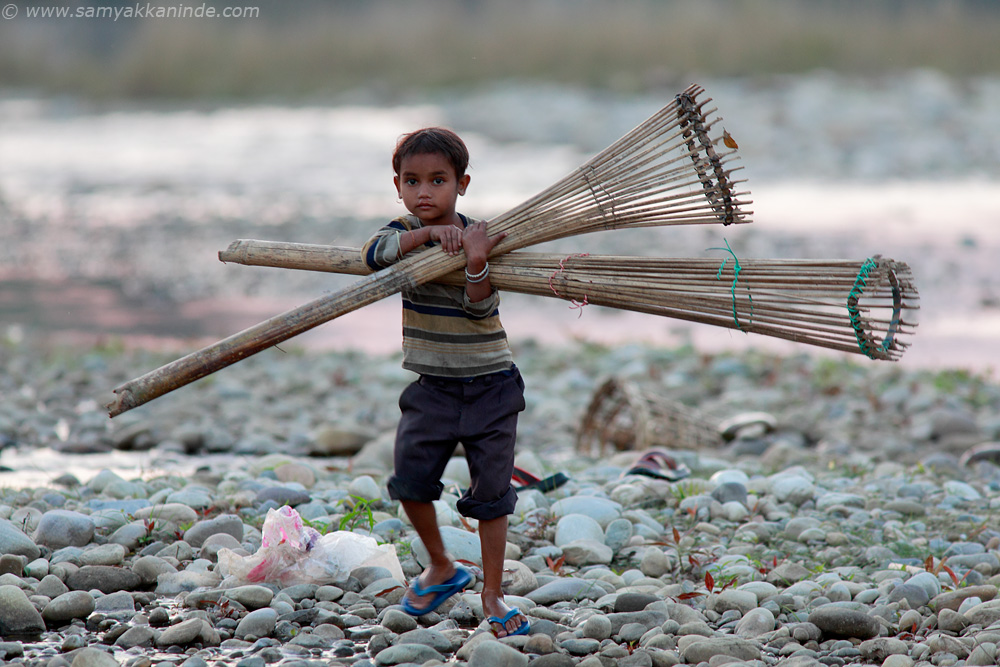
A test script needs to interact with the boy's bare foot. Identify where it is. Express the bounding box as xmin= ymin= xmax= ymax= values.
xmin=482 ymin=595 xmax=529 ymax=637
